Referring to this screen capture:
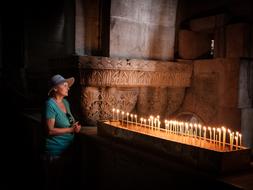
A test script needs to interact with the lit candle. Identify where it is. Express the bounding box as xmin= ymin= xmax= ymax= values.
xmin=126 ymin=112 xmax=129 ymax=125
xmin=185 ymin=123 xmax=189 ymax=136
xmin=235 ymin=136 xmax=238 ymax=150
xmin=203 ymin=126 xmax=206 ymax=141
xmin=232 ymin=132 xmax=235 ymax=150
xmin=168 ymin=121 xmax=171 ymax=133
xmin=208 ymin=127 xmax=212 ymax=143
xmin=158 ymin=121 xmax=160 ymax=130
xmin=198 ymin=124 xmax=202 ymax=138
xmin=165 ymin=123 xmax=168 ymax=133
xmin=148 ymin=119 xmax=150 ymax=128
xmin=228 ymin=129 xmax=231 ymax=149
xmin=140 ymin=118 xmax=143 ymax=126
xmin=135 ymin=115 xmax=137 ymax=126
xmin=239 ymin=133 xmax=242 ymax=147
xmin=189 ymin=123 xmax=193 ymax=137
xmin=221 ymin=126 xmax=226 ymax=148
xmin=150 ymin=116 xmax=154 ymax=128
xmin=116 ymin=109 xmax=120 ymax=120
xmin=213 ymin=128 xmax=216 ymax=143
xmin=236 ymin=131 xmax=239 ymax=142
xmin=194 ymin=124 xmax=197 ymax=138
xmin=217 ymin=128 xmax=221 ymax=146
xmin=144 ymin=119 xmax=146 ymax=126
xmin=176 ymin=121 xmax=179 ymax=135
xmin=130 ymin=114 xmax=133 ymax=123
xmin=112 ymin=108 xmax=115 ymax=120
